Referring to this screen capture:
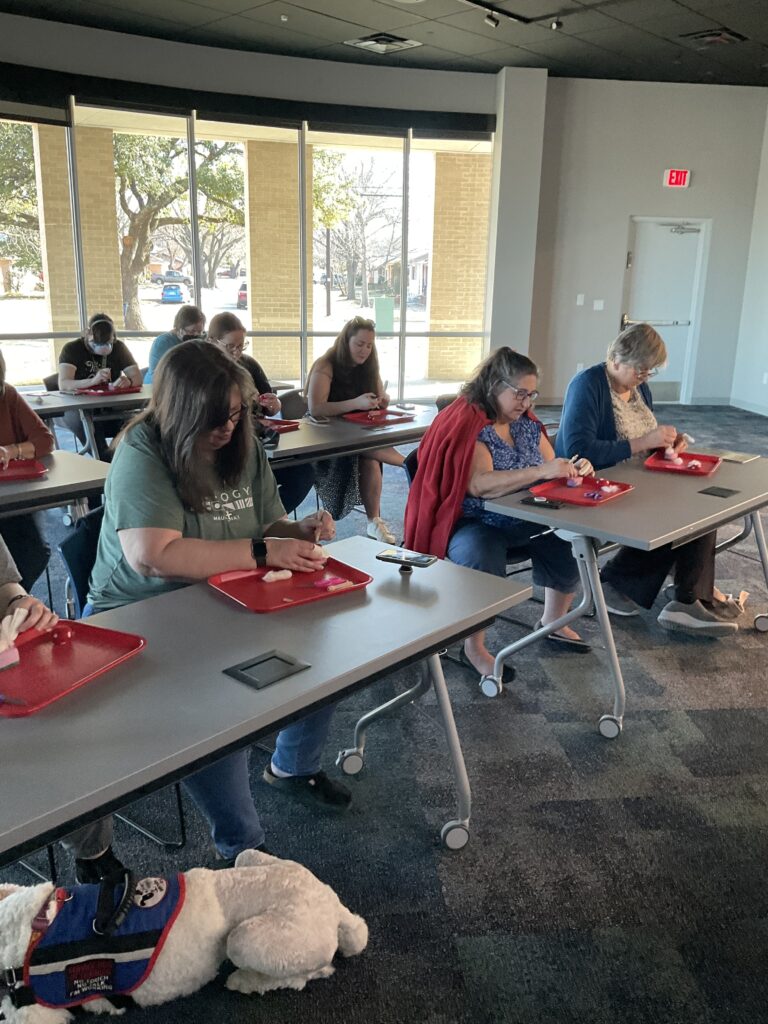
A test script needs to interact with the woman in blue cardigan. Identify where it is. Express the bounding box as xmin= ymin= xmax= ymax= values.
xmin=556 ymin=324 xmax=739 ymax=637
